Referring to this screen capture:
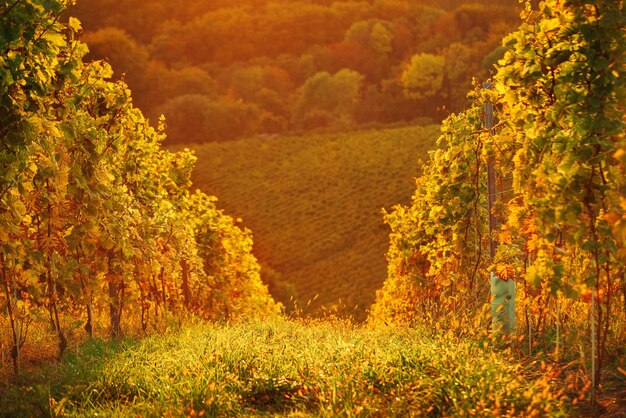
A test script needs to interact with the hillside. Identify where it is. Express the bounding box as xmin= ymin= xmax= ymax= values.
xmin=187 ymin=125 xmax=439 ymax=319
